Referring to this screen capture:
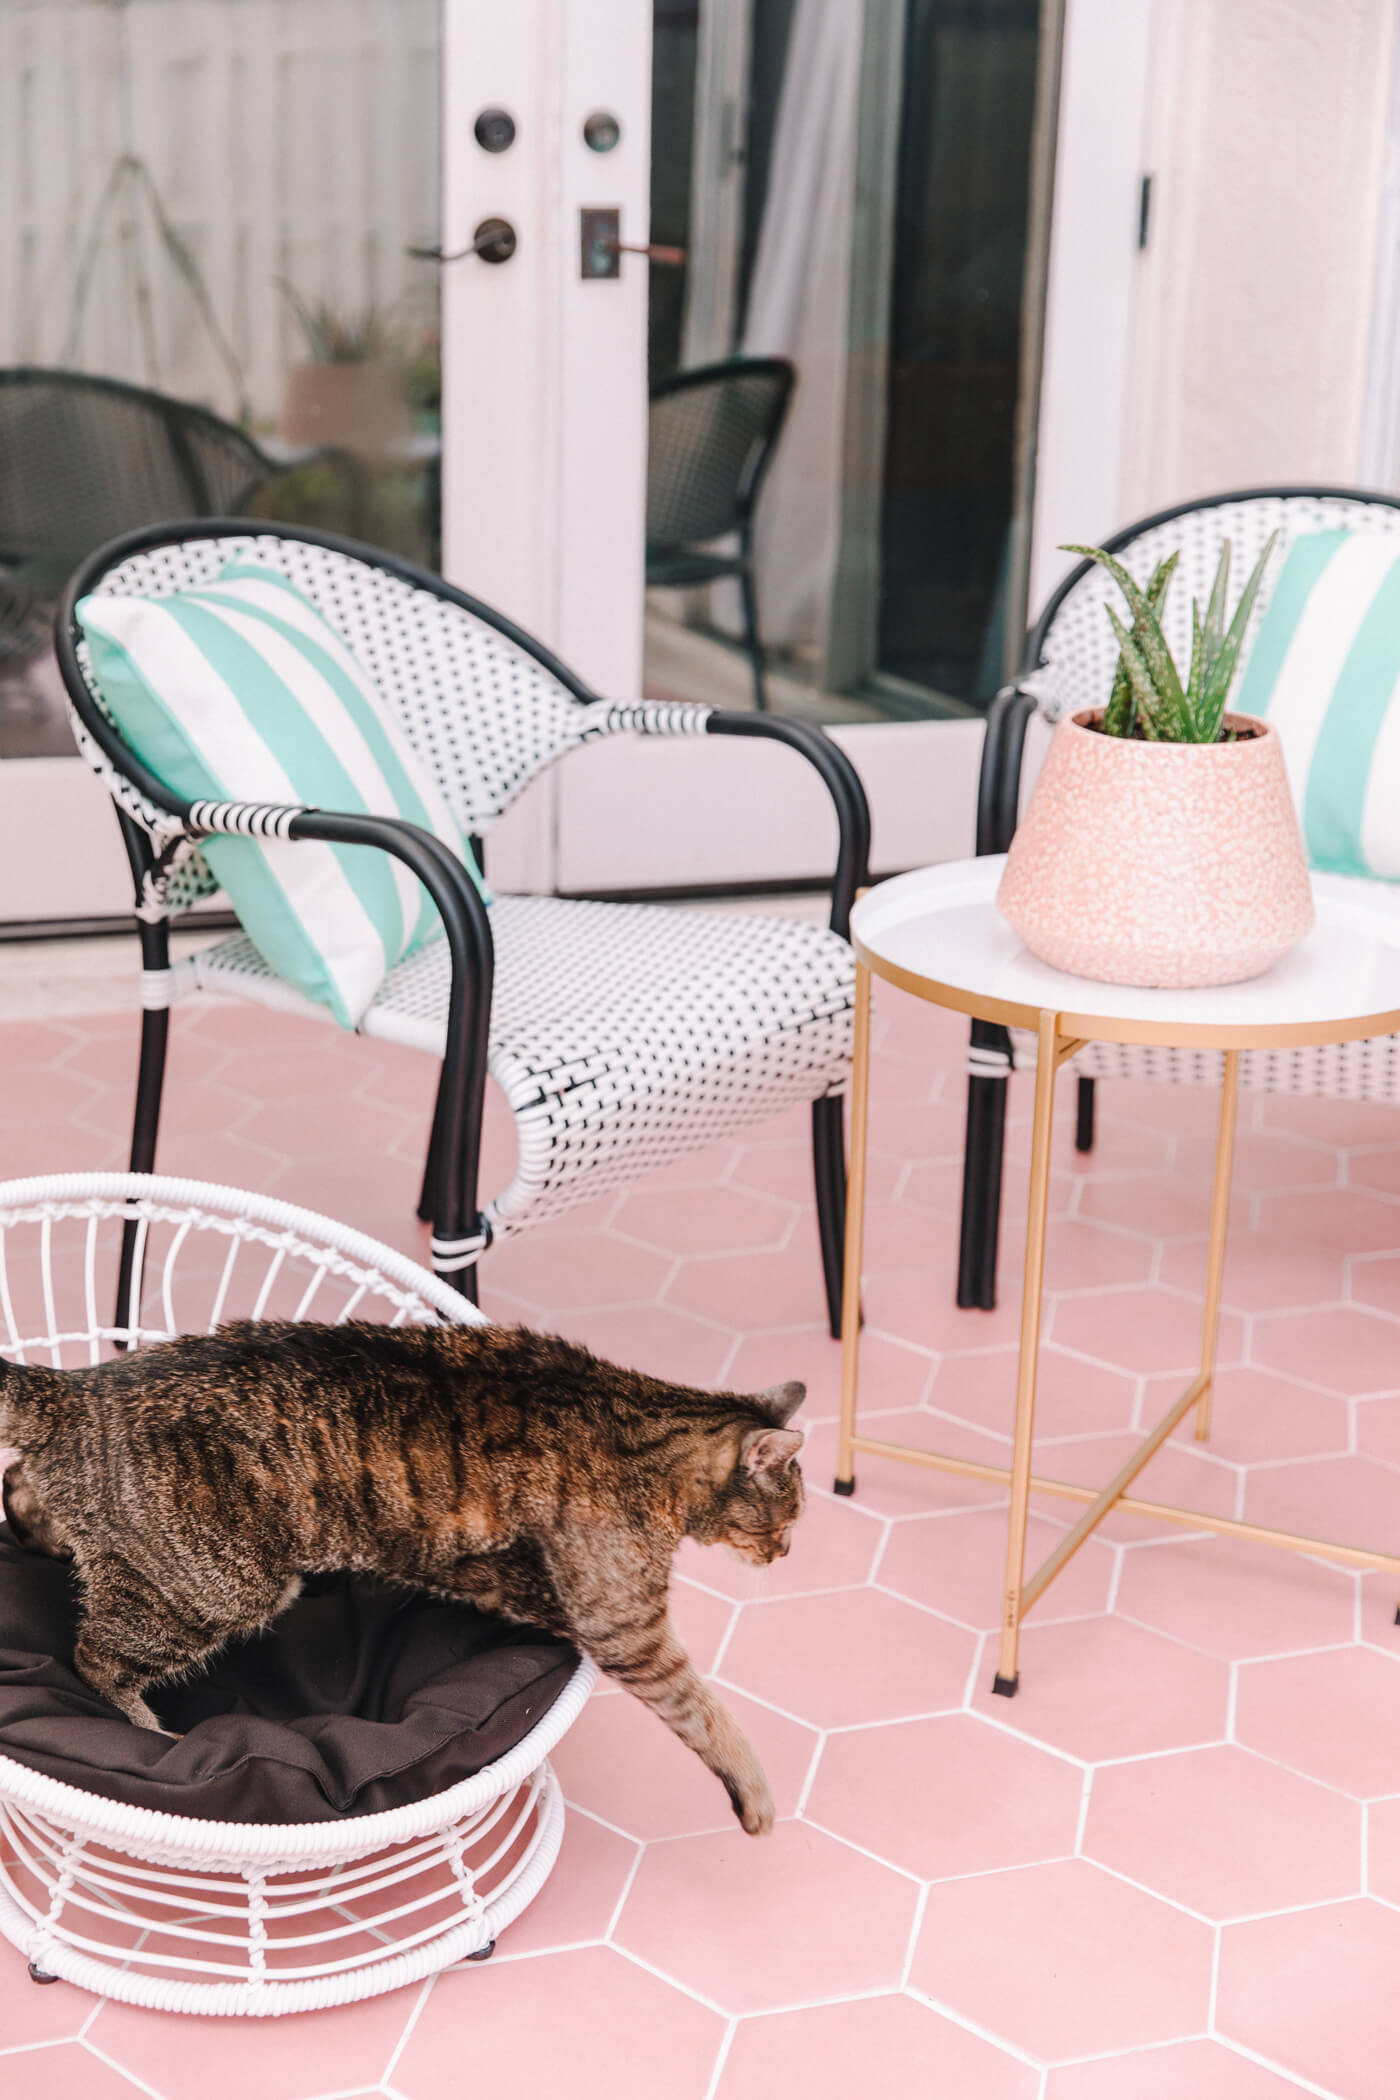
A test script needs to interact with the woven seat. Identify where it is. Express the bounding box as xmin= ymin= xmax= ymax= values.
xmin=185 ymin=894 xmax=854 ymax=1237
xmin=959 ymin=485 xmax=1400 ymax=1309
xmin=58 ymin=523 xmax=869 ymax=1330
